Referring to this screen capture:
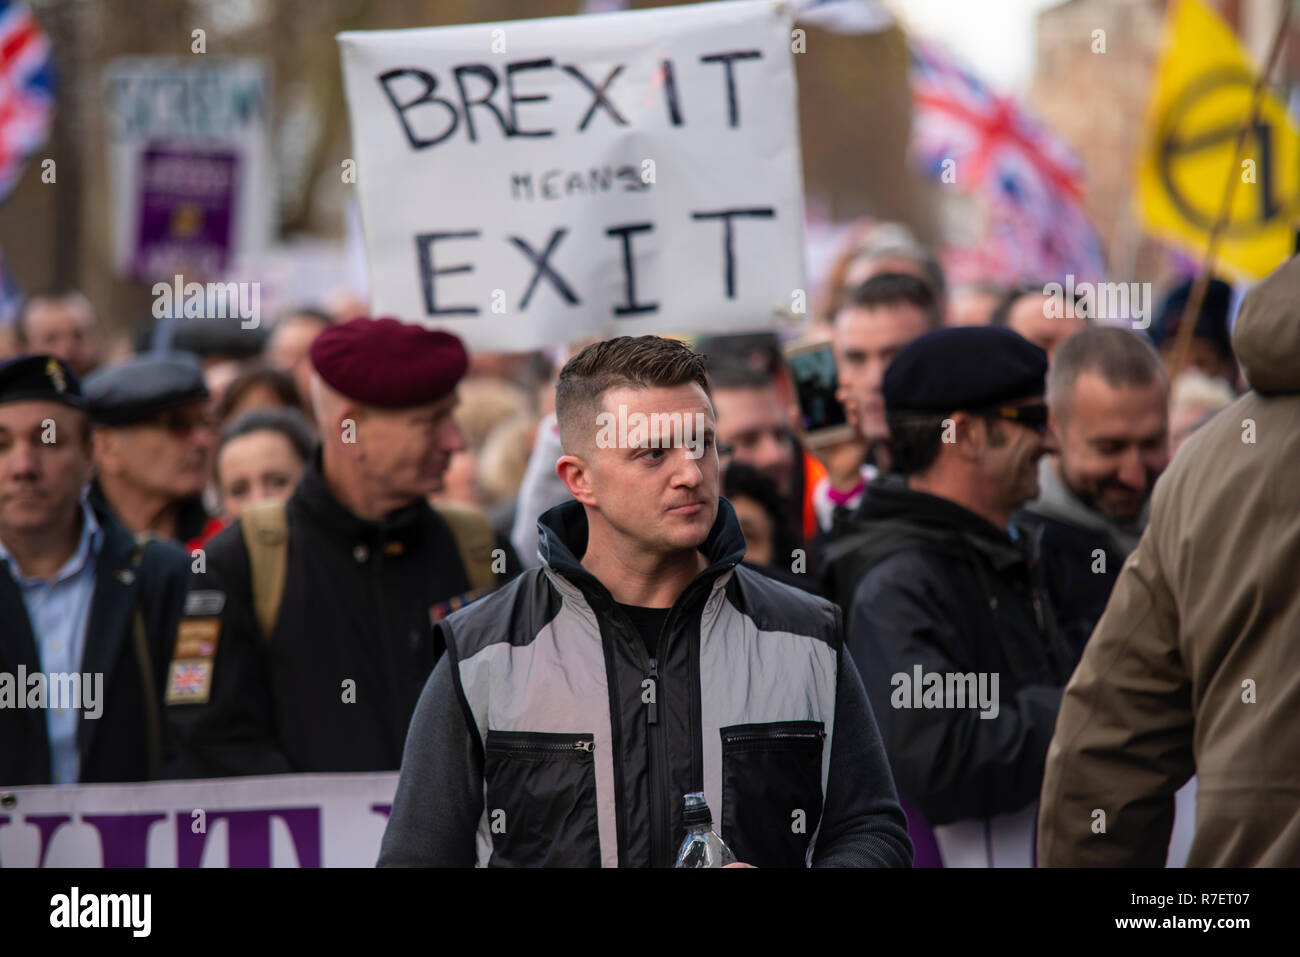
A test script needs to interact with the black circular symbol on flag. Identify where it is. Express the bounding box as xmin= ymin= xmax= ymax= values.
xmin=1158 ymin=68 xmax=1299 ymax=238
